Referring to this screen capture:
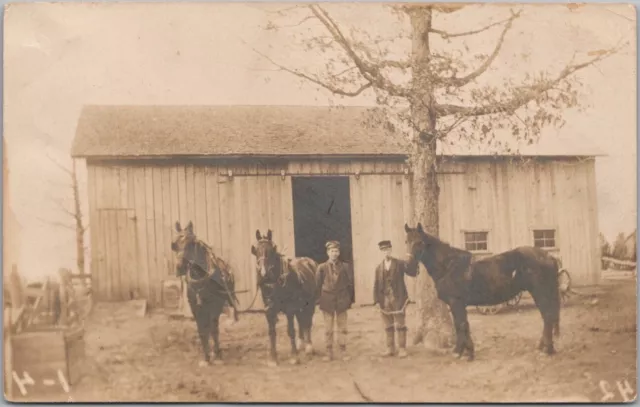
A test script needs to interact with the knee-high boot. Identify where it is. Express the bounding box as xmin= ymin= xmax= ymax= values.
xmin=381 ymin=327 xmax=395 ymax=356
